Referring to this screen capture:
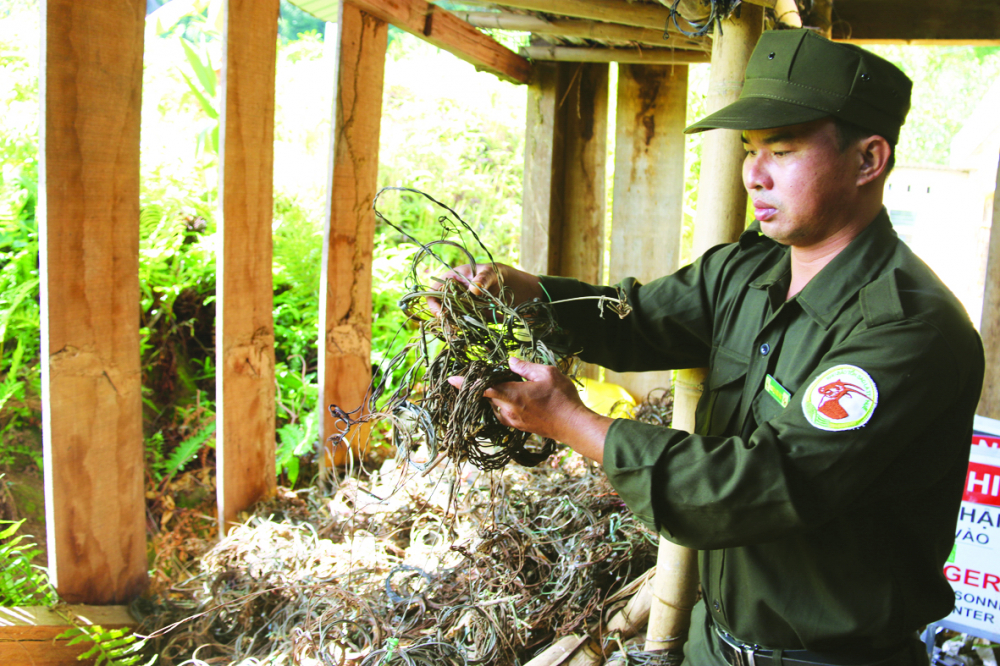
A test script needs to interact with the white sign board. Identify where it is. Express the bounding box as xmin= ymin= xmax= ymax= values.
xmin=939 ymin=415 xmax=1000 ymax=642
